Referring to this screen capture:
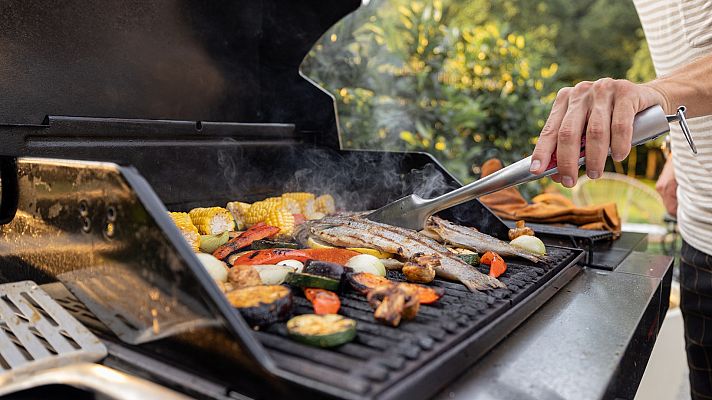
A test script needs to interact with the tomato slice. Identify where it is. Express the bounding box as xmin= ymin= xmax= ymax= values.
xmin=304 ymin=288 xmax=341 ymax=314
